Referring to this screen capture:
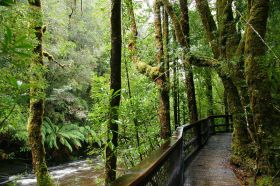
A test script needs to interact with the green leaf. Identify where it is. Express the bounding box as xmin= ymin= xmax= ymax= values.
xmin=108 ymin=141 xmax=114 ymax=150
xmin=63 ymin=139 xmax=73 ymax=152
